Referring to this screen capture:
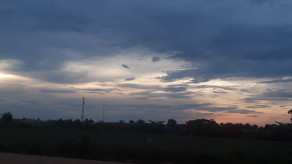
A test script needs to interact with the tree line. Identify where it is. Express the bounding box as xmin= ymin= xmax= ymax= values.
xmin=1 ymin=112 xmax=292 ymax=141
